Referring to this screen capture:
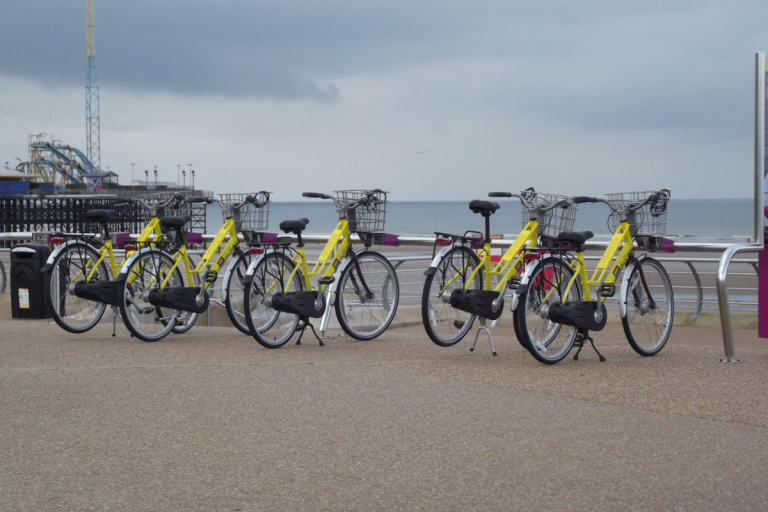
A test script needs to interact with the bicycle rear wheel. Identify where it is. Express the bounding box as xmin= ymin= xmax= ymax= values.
xmin=119 ymin=249 xmax=182 ymax=342
xmin=515 ymin=257 xmax=580 ymax=364
xmin=621 ymin=257 xmax=674 ymax=356
xmin=244 ymin=252 xmax=303 ymax=348
xmin=335 ymin=251 xmax=399 ymax=340
xmin=47 ymin=242 xmax=109 ymax=334
xmin=421 ymin=246 xmax=481 ymax=347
